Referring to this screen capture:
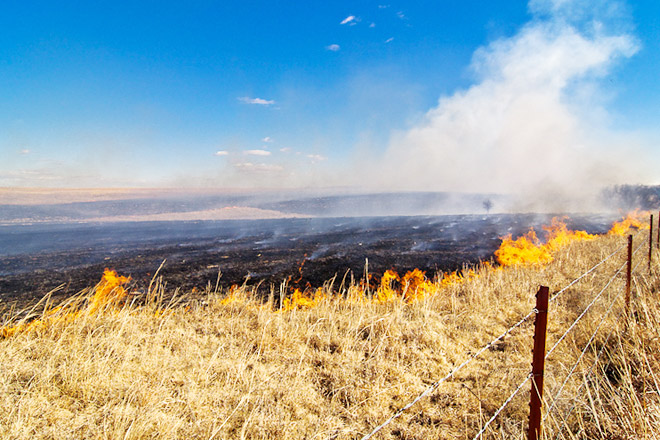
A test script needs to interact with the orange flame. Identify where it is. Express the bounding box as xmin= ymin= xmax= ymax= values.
xmin=1 ymin=269 xmax=130 ymax=338
xmin=401 ymin=269 xmax=435 ymax=302
xmin=282 ymin=287 xmax=327 ymax=311
xmin=608 ymin=210 xmax=650 ymax=236
xmin=374 ymin=269 xmax=399 ymax=303
xmin=0 ymin=305 xmax=77 ymax=339
xmin=495 ymin=230 xmax=553 ymax=267
xmin=440 ymin=266 xmax=480 ymax=287
xmin=371 ymin=266 xmax=479 ymax=304
xmin=89 ymin=269 xmax=130 ymax=313
xmin=543 ymin=217 xmax=597 ymax=251
xmin=495 ymin=217 xmax=595 ymax=267
xmin=220 ymin=284 xmax=247 ymax=306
